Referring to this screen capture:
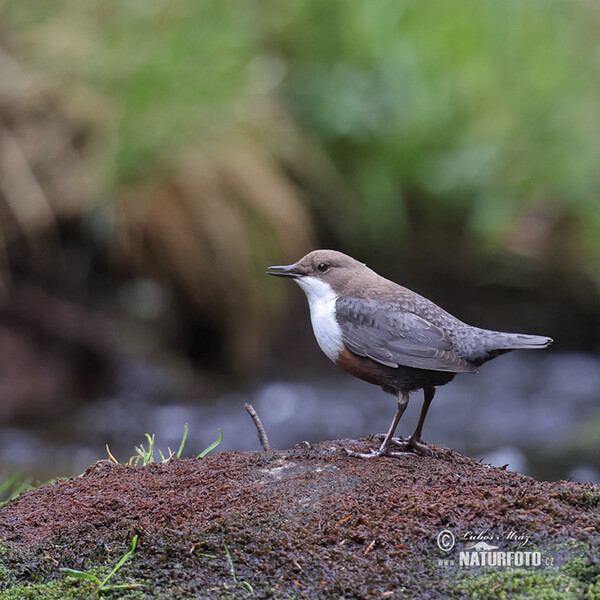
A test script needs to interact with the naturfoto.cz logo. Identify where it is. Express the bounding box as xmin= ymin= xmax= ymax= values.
xmin=436 ymin=529 xmax=552 ymax=569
